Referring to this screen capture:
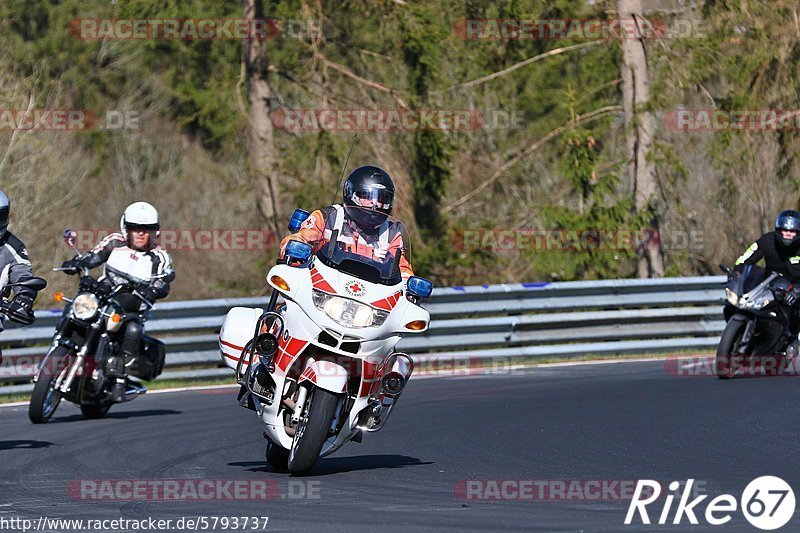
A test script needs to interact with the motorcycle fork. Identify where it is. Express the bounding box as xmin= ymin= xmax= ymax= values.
xmin=59 ymin=321 xmax=102 ymax=394
xmin=740 ymin=320 xmax=757 ymax=352
xmin=291 ymin=385 xmax=309 ymax=425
